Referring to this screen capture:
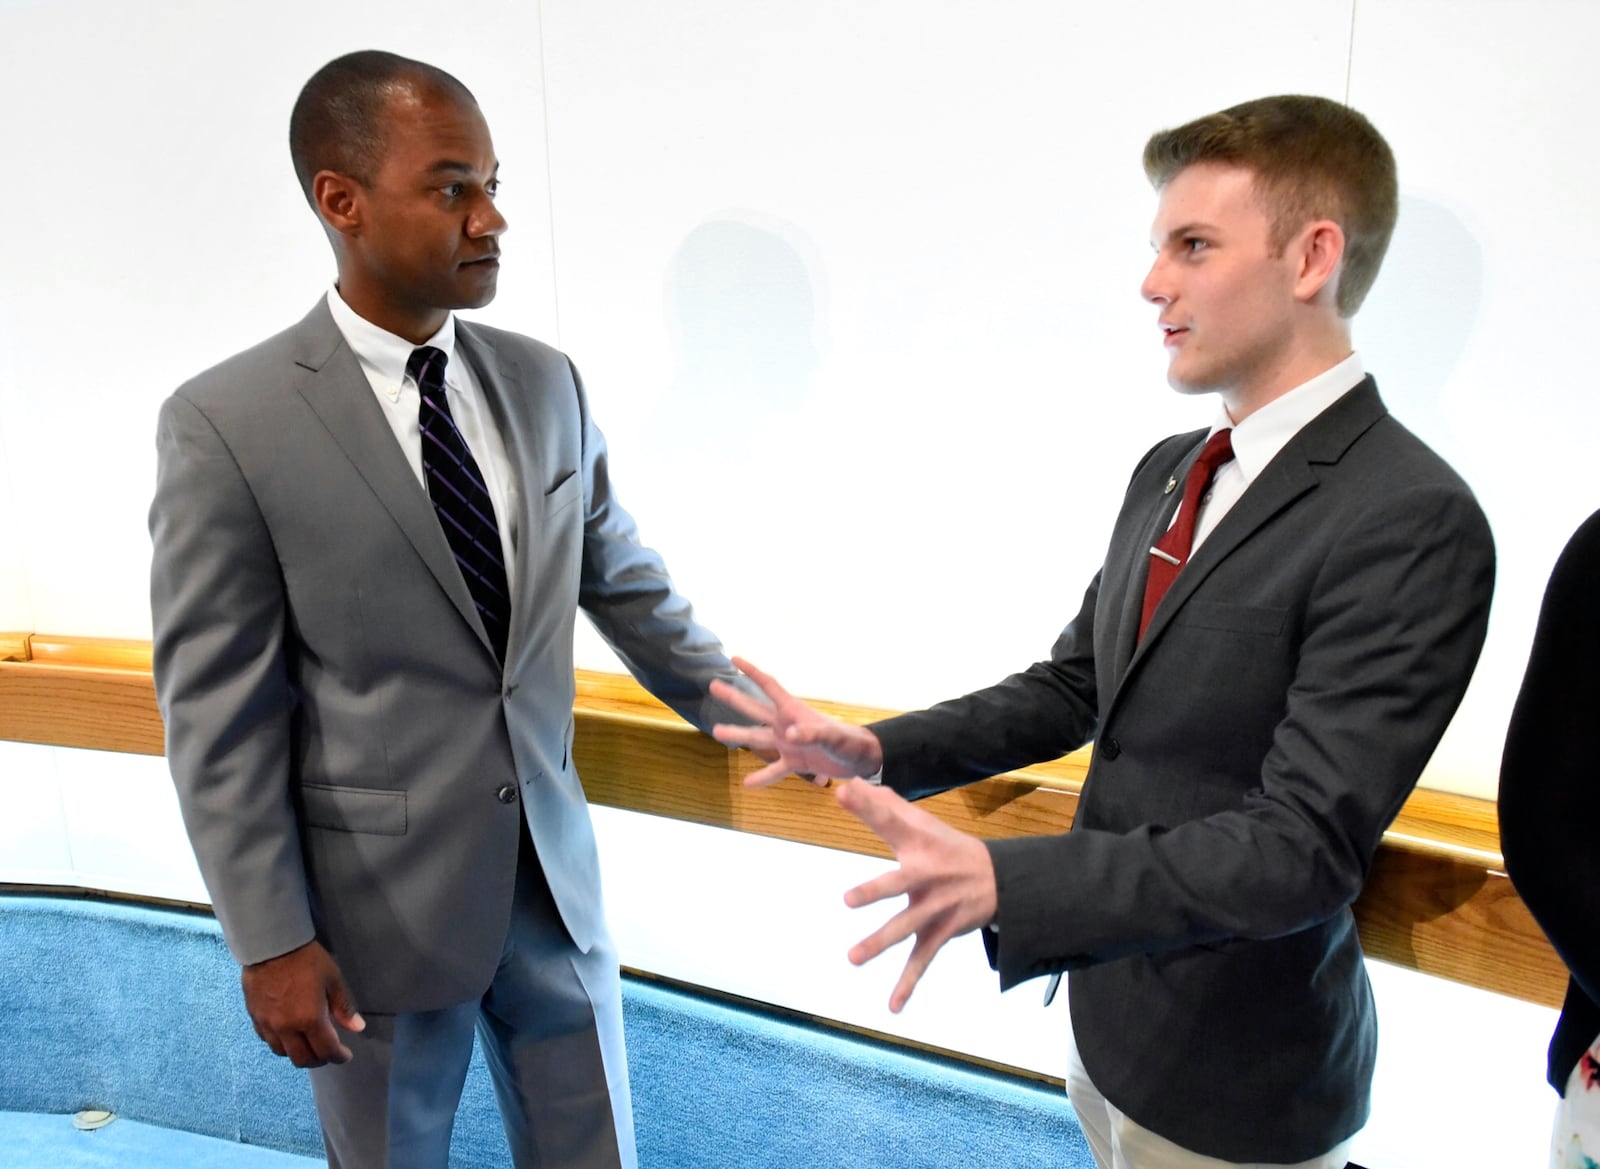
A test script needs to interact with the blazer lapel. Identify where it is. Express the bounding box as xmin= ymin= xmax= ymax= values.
xmin=1107 ymin=456 xmax=1189 ymax=685
xmin=455 ymin=323 xmax=539 ymax=666
xmin=1123 ymin=379 xmax=1389 ymax=670
xmin=286 ymin=300 xmax=493 ymax=655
